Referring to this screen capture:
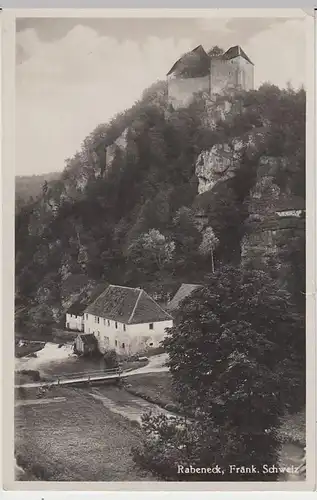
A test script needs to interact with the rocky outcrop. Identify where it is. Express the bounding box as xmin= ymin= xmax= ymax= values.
xmin=241 ymin=156 xmax=305 ymax=269
xmin=105 ymin=127 xmax=128 ymax=170
xmin=195 ymin=143 xmax=237 ymax=194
